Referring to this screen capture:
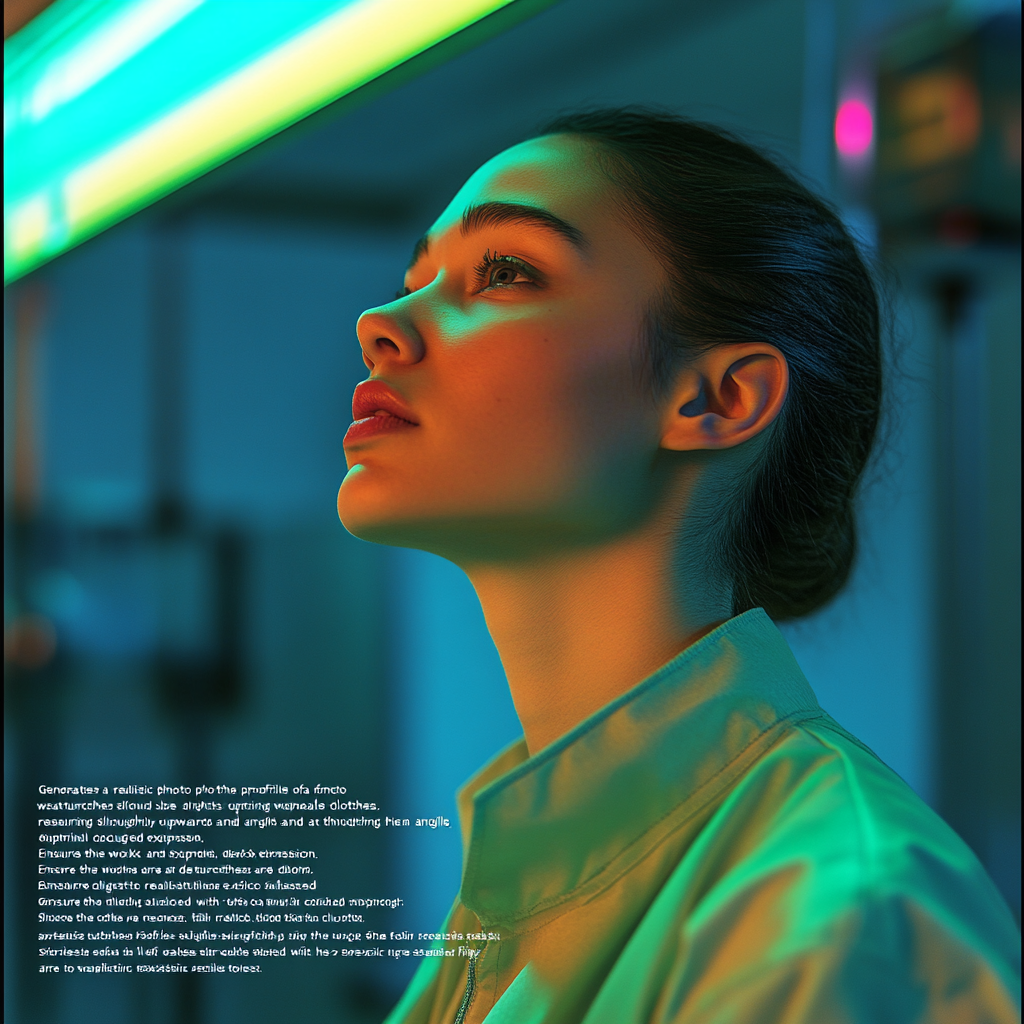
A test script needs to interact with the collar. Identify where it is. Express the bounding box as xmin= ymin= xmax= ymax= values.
xmin=455 ymin=608 xmax=821 ymax=930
